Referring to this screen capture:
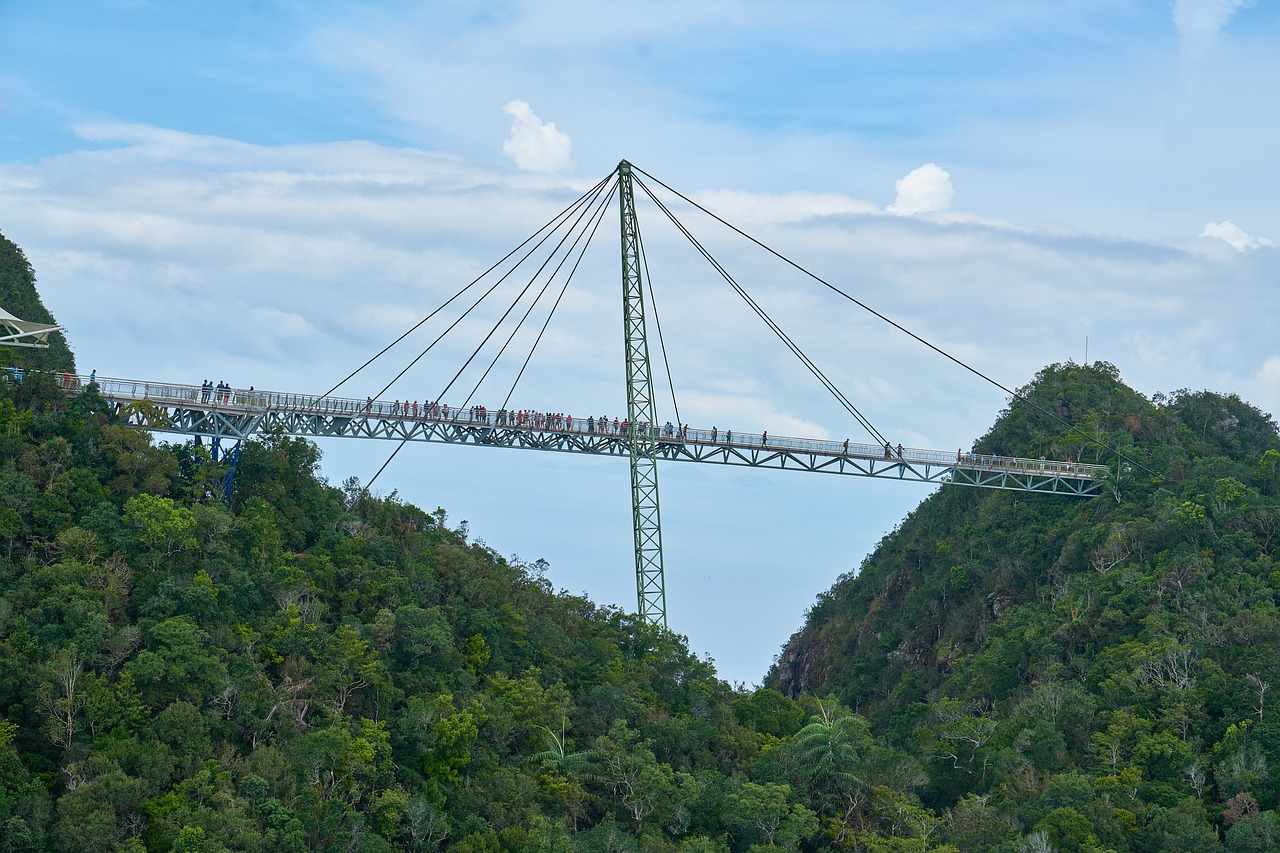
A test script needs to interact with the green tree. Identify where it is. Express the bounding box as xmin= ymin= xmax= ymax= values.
xmin=122 ymin=616 xmax=227 ymax=707
xmin=51 ymin=768 xmax=147 ymax=853
xmin=1139 ymin=798 xmax=1223 ymax=853
xmin=124 ymin=493 xmax=197 ymax=567
xmin=1226 ymin=810 xmax=1280 ymax=853
xmin=723 ymin=781 xmax=817 ymax=850
xmin=38 ymin=648 xmax=85 ymax=749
